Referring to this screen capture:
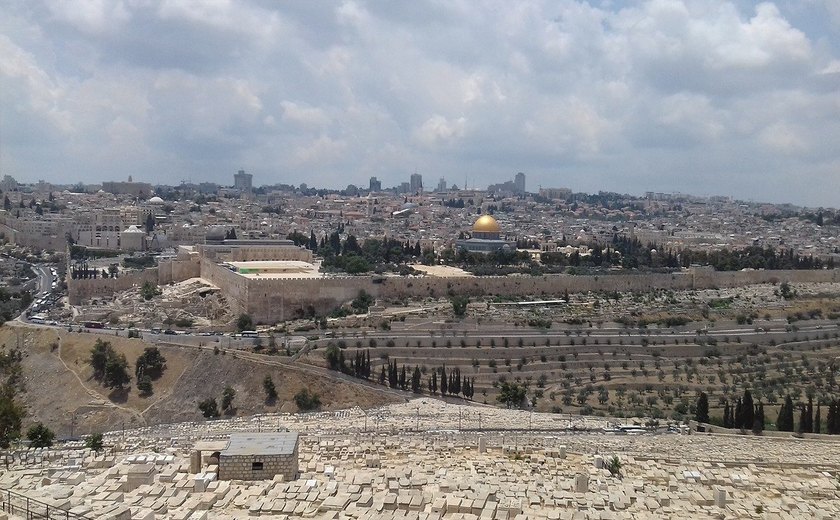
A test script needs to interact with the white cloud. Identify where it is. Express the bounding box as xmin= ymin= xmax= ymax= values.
xmin=414 ymin=115 xmax=467 ymax=148
xmin=46 ymin=0 xmax=130 ymax=34
xmin=0 ymin=0 xmax=838 ymax=206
